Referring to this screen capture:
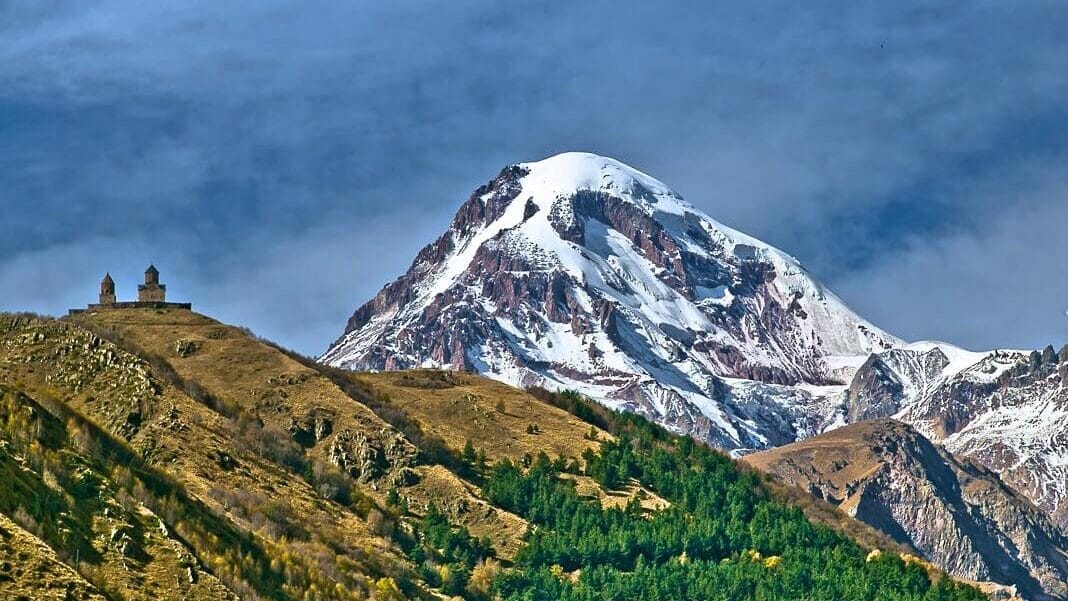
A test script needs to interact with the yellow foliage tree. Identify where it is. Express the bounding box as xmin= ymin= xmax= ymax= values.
xmin=372 ymin=577 xmax=404 ymax=601
xmin=468 ymin=558 xmax=500 ymax=598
